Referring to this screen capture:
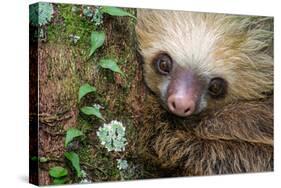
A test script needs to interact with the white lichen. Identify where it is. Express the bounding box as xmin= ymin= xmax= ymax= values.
xmin=69 ymin=34 xmax=80 ymax=44
xmin=93 ymin=103 xmax=103 ymax=110
xmin=79 ymin=170 xmax=92 ymax=184
xmin=80 ymin=178 xmax=92 ymax=184
xmin=96 ymin=120 xmax=127 ymax=152
xmin=117 ymin=159 xmax=128 ymax=170
xmin=29 ymin=2 xmax=54 ymax=26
